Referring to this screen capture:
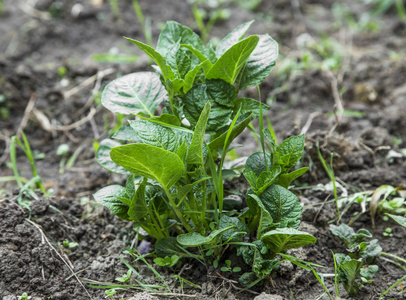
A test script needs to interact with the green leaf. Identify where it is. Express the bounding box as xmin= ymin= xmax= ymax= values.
xmin=181 ymin=44 xmax=213 ymax=74
xmin=93 ymin=185 xmax=130 ymax=220
xmin=386 ymin=213 xmax=406 ymax=227
xmin=129 ymin=120 xmax=178 ymax=152
xmin=176 ymin=140 xmax=188 ymax=163
xmin=128 ymin=183 xmax=148 ymax=222
xmin=207 ymin=35 xmax=259 ymax=84
xmin=243 ymin=169 xmax=258 ymax=191
xmin=277 ymin=167 xmax=309 ymax=189
xmin=101 ymin=72 xmax=167 ymax=117
xmin=360 ymin=265 xmax=378 ymax=280
xmin=166 ymin=42 xmax=192 ymax=78
xmin=157 ymin=21 xmax=205 ymax=59
xmin=151 ymin=113 xmax=181 ymax=127
xmin=359 ymin=239 xmax=382 ymax=259
xmin=216 ymin=20 xmax=254 ymax=57
xmin=335 ymin=254 xmax=363 ymax=297
xmin=96 ymin=139 xmax=130 ymax=175
xmin=264 ymin=128 xmax=277 ymax=150
xmin=253 ymin=249 xmax=280 ymax=278
xmin=258 ymin=185 xmax=302 ymax=228
xmin=186 ymin=101 xmax=210 ymax=165
xmin=330 ymin=224 xmax=372 ymax=249
xmin=233 ymin=98 xmax=270 ymax=119
xmin=183 ymin=62 xmax=203 ymax=93
xmin=176 ymin=176 xmax=211 ymax=202
xmin=208 ymin=113 xmax=254 ymax=151
xmin=219 ymin=215 xmax=248 ymax=242
xmin=236 ymin=34 xmax=278 ymax=90
xmin=245 ymin=152 xmax=272 ymax=177
xmin=239 ymin=272 xmax=258 ymax=287
xmin=261 ymin=228 xmax=317 ymax=253
xmin=246 ymin=193 xmax=275 ymax=237
xmin=256 ymin=166 xmax=282 ymax=194
xmin=276 ymin=134 xmax=305 ymax=171
xmin=124 ymin=38 xmax=175 ymax=81
xmin=177 ymin=225 xmax=234 ymax=247
xmin=183 ymin=80 xmax=236 ymax=133
xmin=155 ymin=237 xmax=193 ymax=258
xmin=110 ymin=143 xmax=185 ymax=190
xmin=112 ymin=124 xmax=140 ymax=142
